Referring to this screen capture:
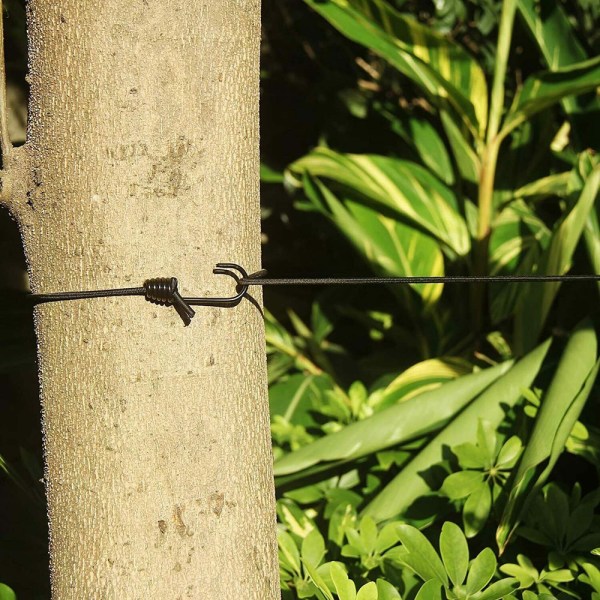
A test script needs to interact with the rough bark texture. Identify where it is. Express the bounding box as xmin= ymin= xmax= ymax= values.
xmin=0 ymin=1 xmax=279 ymax=598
